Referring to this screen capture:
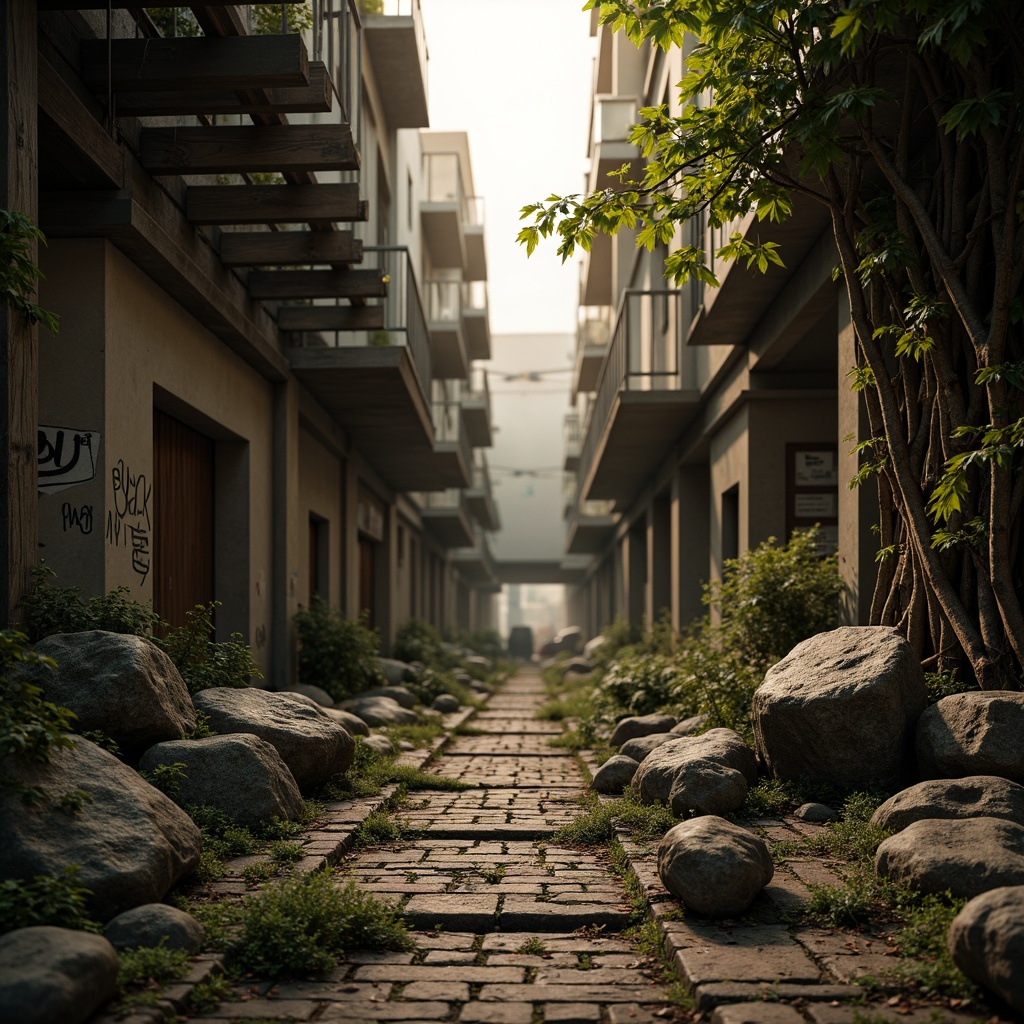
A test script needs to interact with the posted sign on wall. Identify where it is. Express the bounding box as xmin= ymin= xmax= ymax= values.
xmin=38 ymin=425 xmax=101 ymax=493
xmin=786 ymin=443 xmax=839 ymax=553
